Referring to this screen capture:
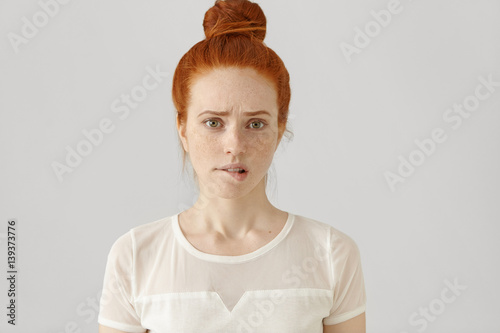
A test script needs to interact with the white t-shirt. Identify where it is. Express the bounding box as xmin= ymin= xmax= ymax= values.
xmin=98 ymin=211 xmax=366 ymax=333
